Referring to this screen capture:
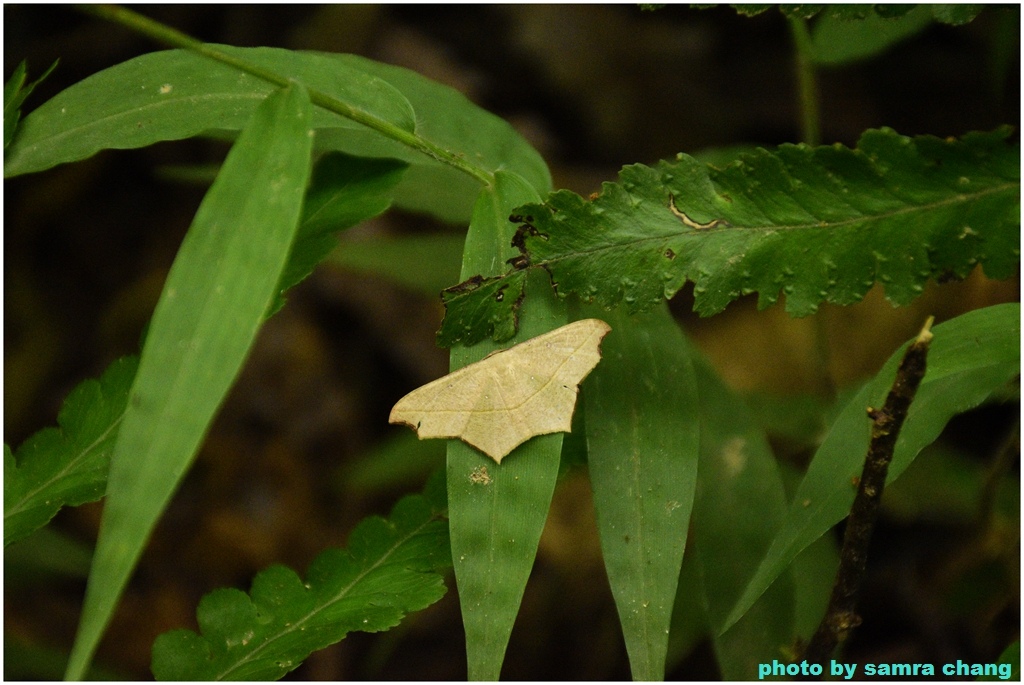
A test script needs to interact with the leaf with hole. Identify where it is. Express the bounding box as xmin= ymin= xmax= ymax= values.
xmin=439 ymin=128 xmax=1019 ymax=346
